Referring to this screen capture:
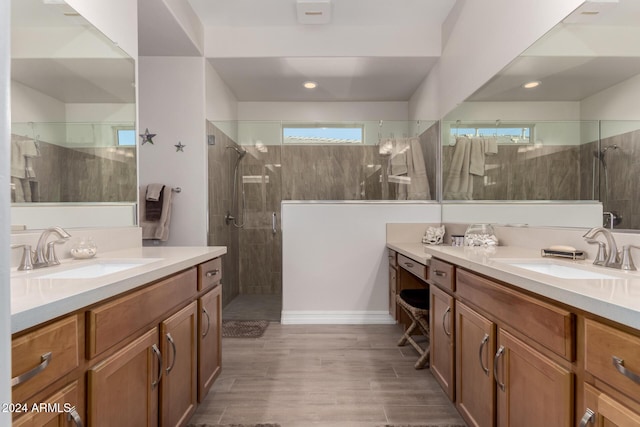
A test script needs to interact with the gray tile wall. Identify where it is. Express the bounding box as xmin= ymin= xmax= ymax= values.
xmin=11 ymin=134 xmax=136 ymax=203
